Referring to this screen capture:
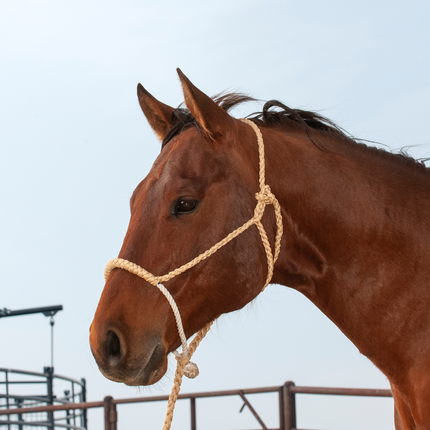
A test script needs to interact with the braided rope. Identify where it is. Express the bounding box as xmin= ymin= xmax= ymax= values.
xmin=104 ymin=261 xmax=190 ymax=357
xmin=103 ymin=118 xmax=283 ymax=429
xmin=161 ymin=321 xmax=213 ymax=430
